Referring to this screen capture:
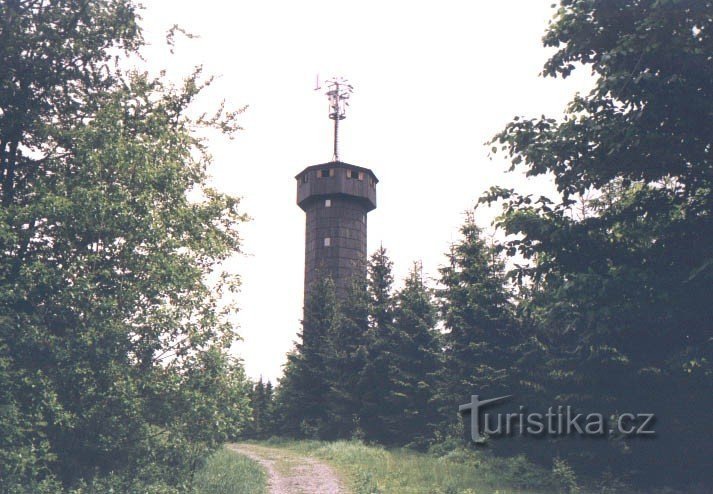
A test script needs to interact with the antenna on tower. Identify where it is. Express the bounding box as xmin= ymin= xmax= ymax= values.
xmin=319 ymin=76 xmax=353 ymax=162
